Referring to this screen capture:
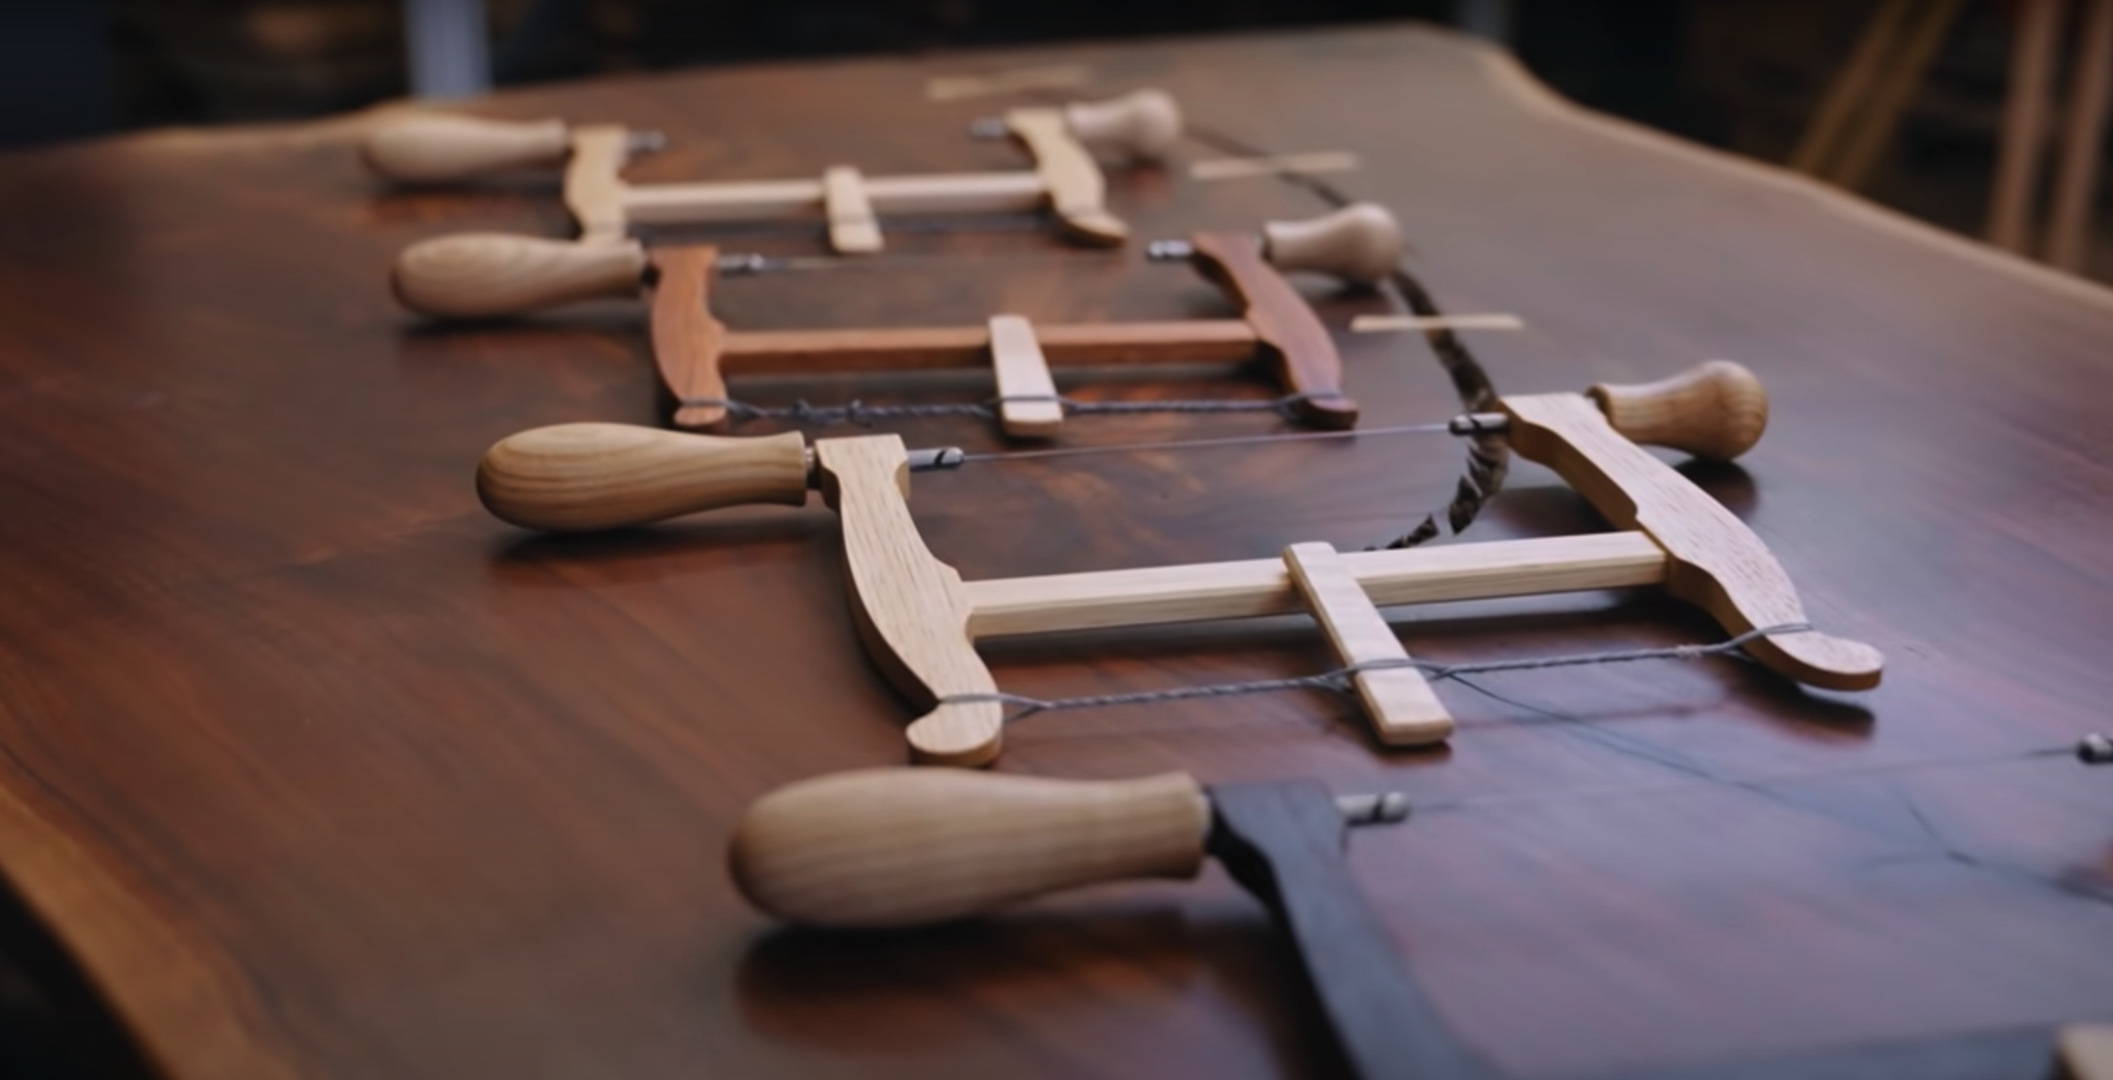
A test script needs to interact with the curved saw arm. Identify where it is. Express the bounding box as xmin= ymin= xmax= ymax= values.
xmin=1500 ymin=363 xmax=1883 ymax=690
xmin=647 ymin=246 xmax=733 ymax=429
xmin=1003 ymin=89 xmax=1180 ymax=246
xmin=1003 ymin=107 xmax=1123 ymax=245
xmin=1189 ymin=232 xmax=1358 ymax=429
xmin=813 ymin=436 xmax=1006 ymax=766
xmin=562 ymin=124 xmax=633 ymax=242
